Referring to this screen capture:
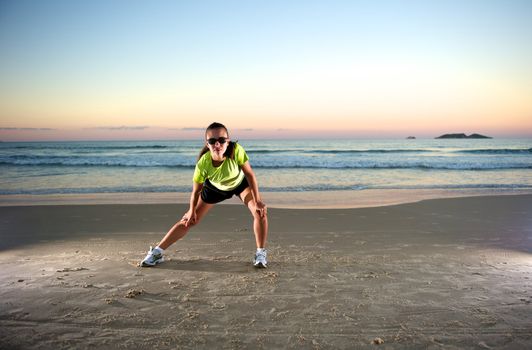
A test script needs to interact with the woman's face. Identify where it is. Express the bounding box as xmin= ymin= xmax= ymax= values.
xmin=205 ymin=127 xmax=230 ymax=158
